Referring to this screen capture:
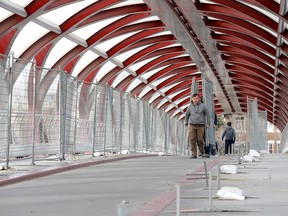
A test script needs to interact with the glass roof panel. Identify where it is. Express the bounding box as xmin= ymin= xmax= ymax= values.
xmin=126 ymin=78 xmax=142 ymax=91
xmin=44 ymin=38 xmax=77 ymax=69
xmin=146 ymin=30 xmax=172 ymax=38
xmin=152 ymin=74 xmax=175 ymax=86
xmin=73 ymin=16 xmax=125 ymax=40
xmin=157 ymin=98 xmax=169 ymax=108
xmin=242 ymin=1 xmax=279 ymax=23
xmin=173 ymin=96 xmax=189 ymax=105
xmin=165 ymin=43 xmax=182 ymax=48
xmin=11 ymin=21 xmax=50 ymax=58
xmin=179 ymin=97 xmax=190 ymax=109
xmin=114 ymin=45 xmax=149 ymax=62
xmin=168 ymin=86 xmax=186 ymax=99
xmin=141 ymin=66 xmax=167 ymax=79
xmin=129 ymin=15 xmax=160 ymax=25
xmin=72 ymin=50 xmax=99 ymax=77
xmin=112 ymin=70 xmax=130 ymax=88
xmin=0 ymin=7 xmax=12 ymax=24
xmin=172 ymin=109 xmax=185 ymax=118
xmin=173 ymin=53 xmax=189 ymax=58
xmin=95 ymin=61 xmax=117 ymax=81
xmin=138 ymin=85 xmax=152 ymax=98
xmin=149 ymin=92 xmax=161 ymax=103
xmin=129 ymin=56 xmax=158 ymax=71
xmin=95 ymin=31 xmax=140 ymax=52
xmin=40 ymin=0 xmax=98 ymax=25
xmin=252 ymin=21 xmax=278 ymax=38
xmin=161 ymin=82 xmax=181 ymax=93
xmin=165 ymin=103 xmax=176 ymax=112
